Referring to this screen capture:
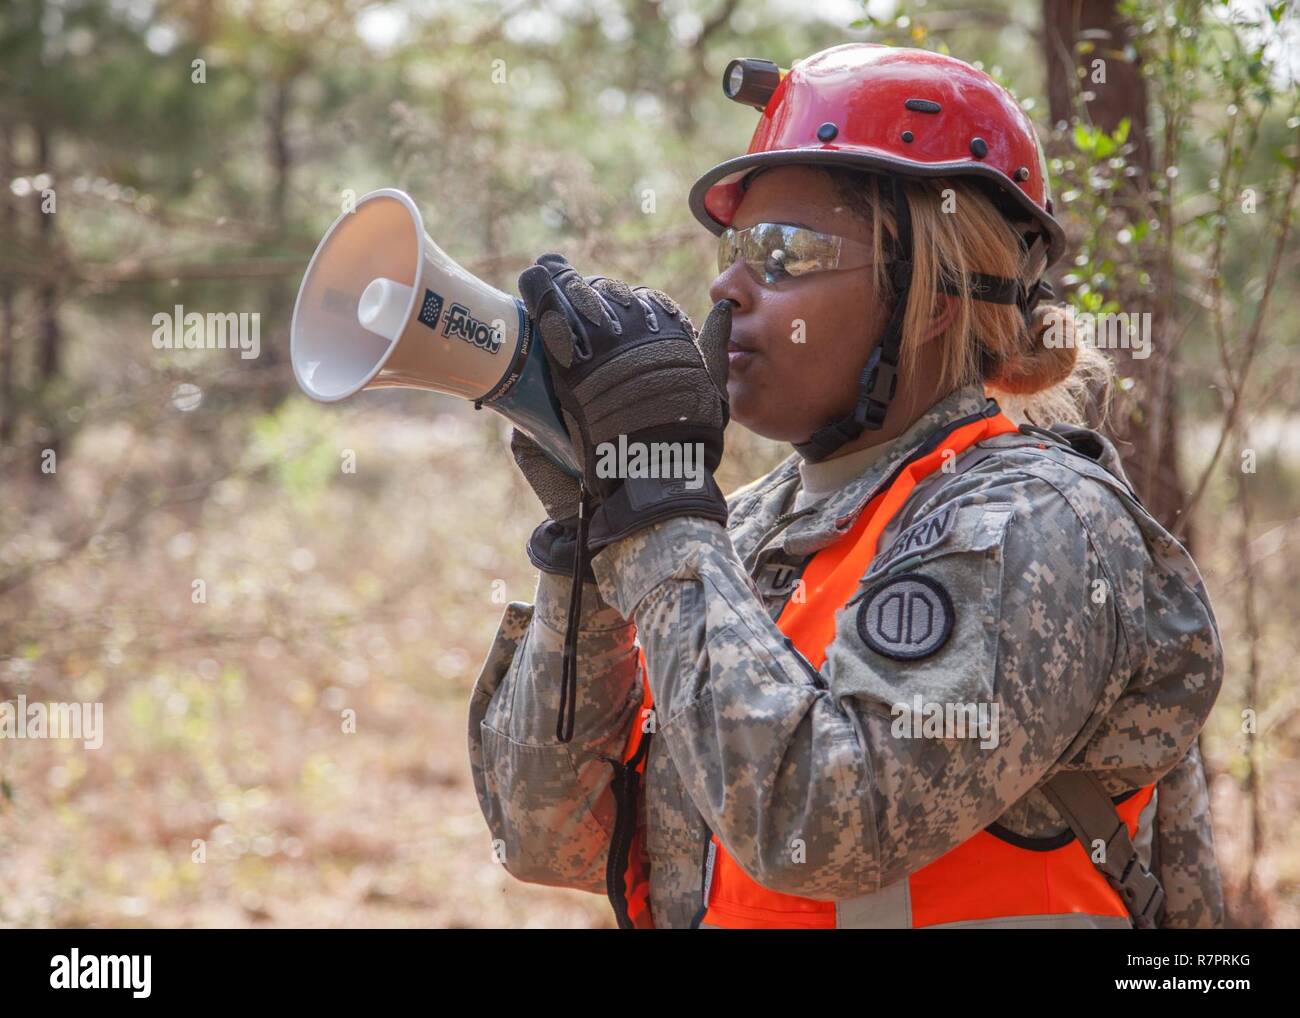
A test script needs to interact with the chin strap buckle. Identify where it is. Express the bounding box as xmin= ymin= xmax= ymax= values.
xmin=860 ymin=348 xmax=898 ymax=428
